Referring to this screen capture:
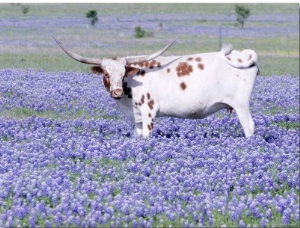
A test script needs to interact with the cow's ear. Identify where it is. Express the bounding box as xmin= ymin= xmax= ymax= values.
xmin=91 ymin=66 xmax=104 ymax=75
xmin=126 ymin=66 xmax=140 ymax=77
